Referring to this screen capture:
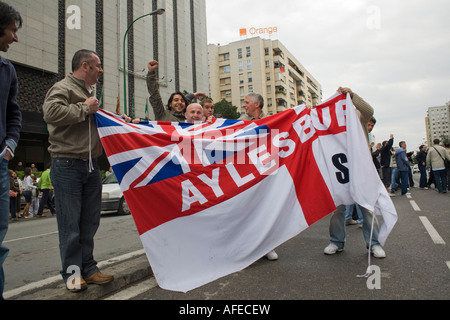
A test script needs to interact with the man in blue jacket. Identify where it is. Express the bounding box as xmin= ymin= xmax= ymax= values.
xmin=395 ymin=141 xmax=410 ymax=195
xmin=0 ymin=1 xmax=22 ymax=299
